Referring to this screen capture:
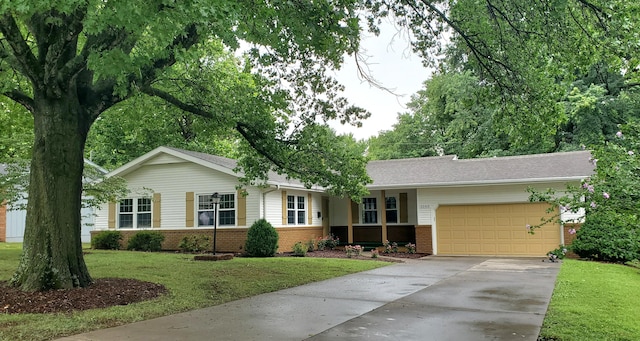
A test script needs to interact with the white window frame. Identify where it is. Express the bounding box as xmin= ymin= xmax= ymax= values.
xmin=118 ymin=197 xmax=152 ymax=229
xmin=362 ymin=197 xmax=378 ymax=224
xmin=287 ymin=195 xmax=306 ymax=225
xmin=197 ymin=193 xmax=236 ymax=227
